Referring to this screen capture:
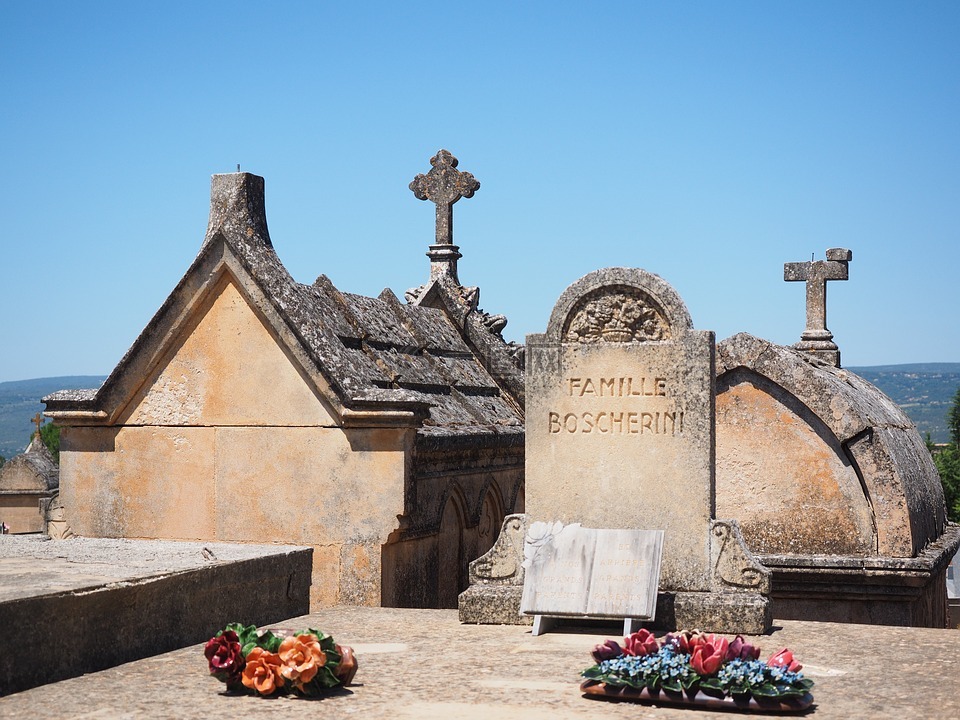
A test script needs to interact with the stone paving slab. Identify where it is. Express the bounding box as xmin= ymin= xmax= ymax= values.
xmin=2 ymin=606 xmax=957 ymax=719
